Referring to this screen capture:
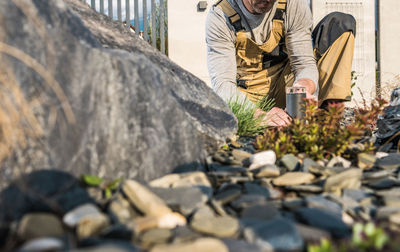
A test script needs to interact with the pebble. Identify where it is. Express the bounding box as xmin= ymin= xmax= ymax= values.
xmin=18 ymin=213 xmax=65 ymax=241
xmin=273 ymin=172 xmax=315 ymax=186
xmin=249 ymin=150 xmax=276 ymax=170
xmin=295 ymin=208 xmax=350 ymax=238
xmin=376 ymin=154 xmax=400 ymax=170
xmin=77 ymin=213 xmax=110 ymax=239
xmin=358 ymin=153 xmax=377 ymax=170
xmin=280 ymin=154 xmax=300 ymax=171
xmin=19 ymin=237 xmax=64 ymax=252
xmin=63 ymin=204 xmax=104 ymax=228
xmin=327 ymin=156 xmax=351 ymax=168
xmin=190 ymin=215 xmax=239 ymax=238
xmin=243 ymin=218 xmax=304 ymax=252
xmin=122 ymin=180 xmax=172 ymax=217
xmin=323 ymin=169 xmax=362 ymax=195
xmin=151 ymin=238 xmax=229 ymax=252
xmin=150 ymin=186 xmax=209 ymax=216
xmin=140 ymin=228 xmax=172 ymax=246
xmin=253 ymin=165 xmax=281 ymax=178
xmin=231 ymin=149 xmax=252 ymax=164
